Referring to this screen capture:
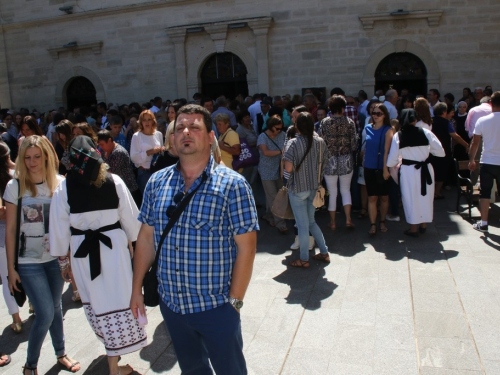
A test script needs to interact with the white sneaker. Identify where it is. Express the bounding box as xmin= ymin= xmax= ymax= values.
xmin=386 ymin=215 xmax=400 ymax=222
xmin=290 ymin=236 xmax=299 ymax=250
xmin=308 ymin=236 xmax=315 ymax=251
